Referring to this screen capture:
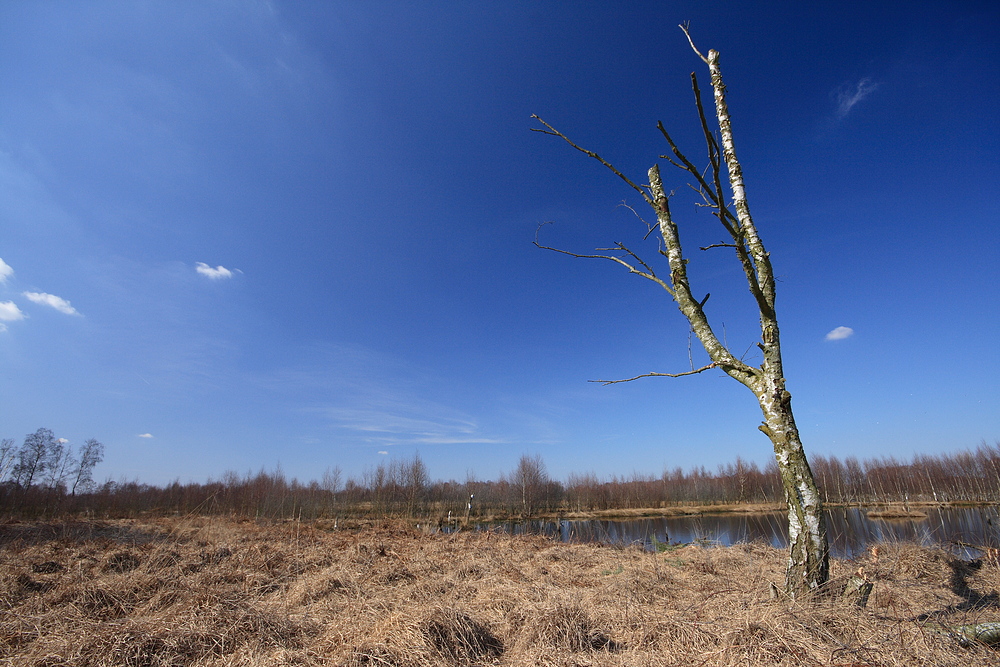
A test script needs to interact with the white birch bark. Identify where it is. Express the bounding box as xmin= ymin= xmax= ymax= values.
xmin=700 ymin=46 xmax=828 ymax=596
